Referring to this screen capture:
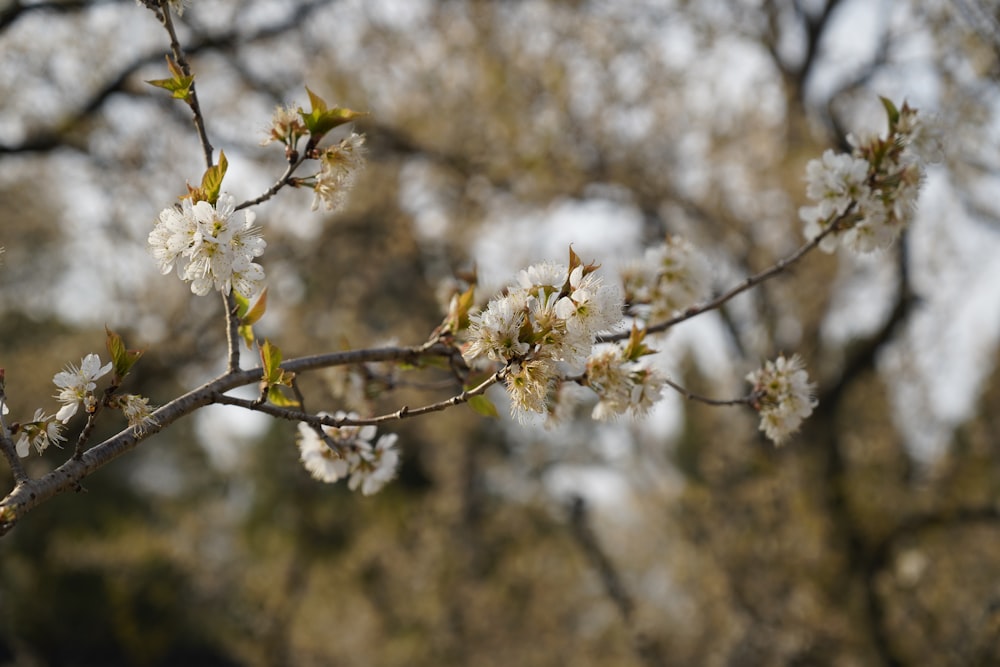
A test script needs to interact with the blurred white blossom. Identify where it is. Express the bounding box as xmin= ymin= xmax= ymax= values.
xmin=261 ymin=104 xmax=305 ymax=147
xmin=585 ymin=346 xmax=665 ymax=420
xmin=799 ymin=103 xmax=928 ymax=254
xmin=621 ymin=235 xmax=712 ymax=322
xmin=746 ymin=354 xmax=817 ymax=445
xmin=296 ymin=411 xmax=399 ymax=494
xmin=312 ymin=133 xmax=367 ymax=212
